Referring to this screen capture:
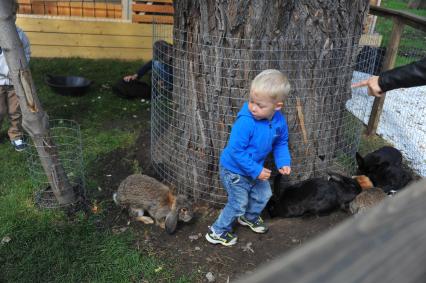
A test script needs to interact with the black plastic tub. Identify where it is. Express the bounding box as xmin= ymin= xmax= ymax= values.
xmin=45 ymin=74 xmax=92 ymax=96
